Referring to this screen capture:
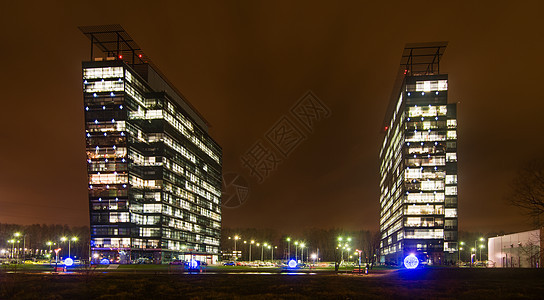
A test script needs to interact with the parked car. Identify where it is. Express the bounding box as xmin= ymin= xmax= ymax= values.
xmin=223 ymin=261 xmax=235 ymax=266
